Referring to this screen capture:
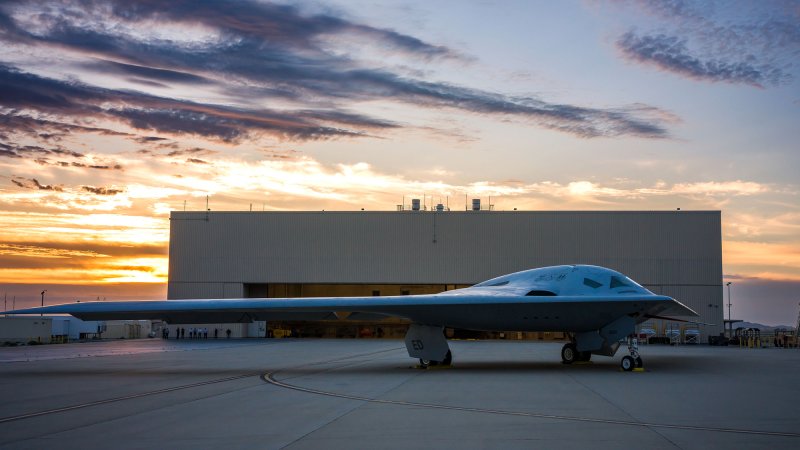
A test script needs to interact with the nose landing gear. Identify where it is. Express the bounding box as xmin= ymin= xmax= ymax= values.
xmin=620 ymin=336 xmax=643 ymax=371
